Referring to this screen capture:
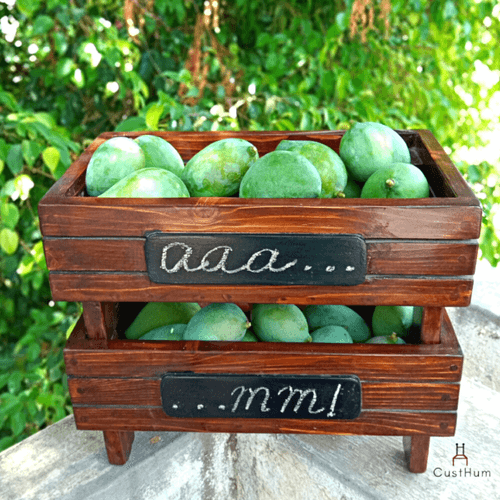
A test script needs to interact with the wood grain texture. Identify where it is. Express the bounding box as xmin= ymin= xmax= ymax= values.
xmin=43 ymin=237 xmax=479 ymax=276
xmin=67 ymin=377 xmax=460 ymax=411
xmin=50 ymin=272 xmax=474 ymax=306
xmin=421 ymin=307 xmax=444 ymax=344
xmin=38 ymin=130 xmax=482 ymax=242
xmin=102 ymin=430 xmax=135 ymax=465
xmin=38 ymin=198 xmax=482 ymax=239
xmin=71 ymin=407 xmax=456 ymax=436
xmin=63 ymin=312 xmax=463 ymax=382
xmin=81 ymin=302 xmax=118 ymax=341
xmin=404 ymin=435 xmax=431 ymax=473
